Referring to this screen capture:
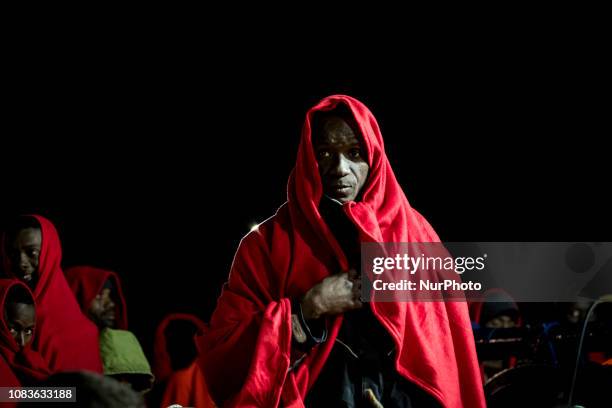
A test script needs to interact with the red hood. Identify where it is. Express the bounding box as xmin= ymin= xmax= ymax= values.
xmin=64 ymin=266 xmax=129 ymax=330
xmin=0 ymin=278 xmax=50 ymax=384
xmin=470 ymin=288 xmax=522 ymax=327
xmin=153 ymin=313 xmax=208 ymax=383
